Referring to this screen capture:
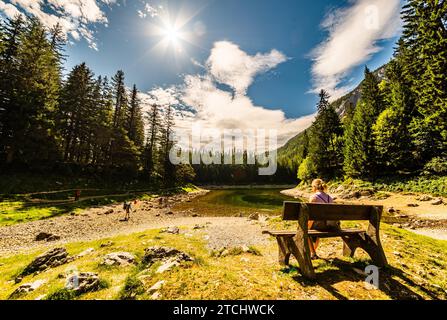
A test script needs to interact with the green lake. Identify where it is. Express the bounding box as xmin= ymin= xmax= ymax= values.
xmin=174 ymin=188 xmax=299 ymax=217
